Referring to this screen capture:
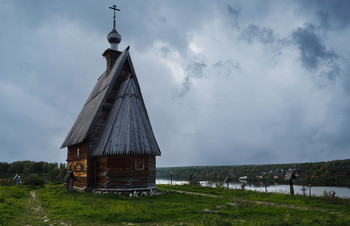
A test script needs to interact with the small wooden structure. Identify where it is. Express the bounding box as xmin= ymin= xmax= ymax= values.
xmin=56 ymin=173 xmax=63 ymax=182
xmin=13 ymin=174 xmax=22 ymax=186
xmin=301 ymin=185 xmax=307 ymax=196
xmin=308 ymin=184 xmax=312 ymax=196
xmin=63 ymin=171 xmax=77 ymax=192
xmin=285 ymin=170 xmax=297 ymax=196
xmin=330 ymin=190 xmax=336 ymax=198
xmin=262 ymin=176 xmax=268 ymax=193
xmin=60 ymin=6 xmax=161 ymax=192
xmin=224 ymin=175 xmax=231 ymax=189
xmin=170 ymin=171 xmax=173 ymax=185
